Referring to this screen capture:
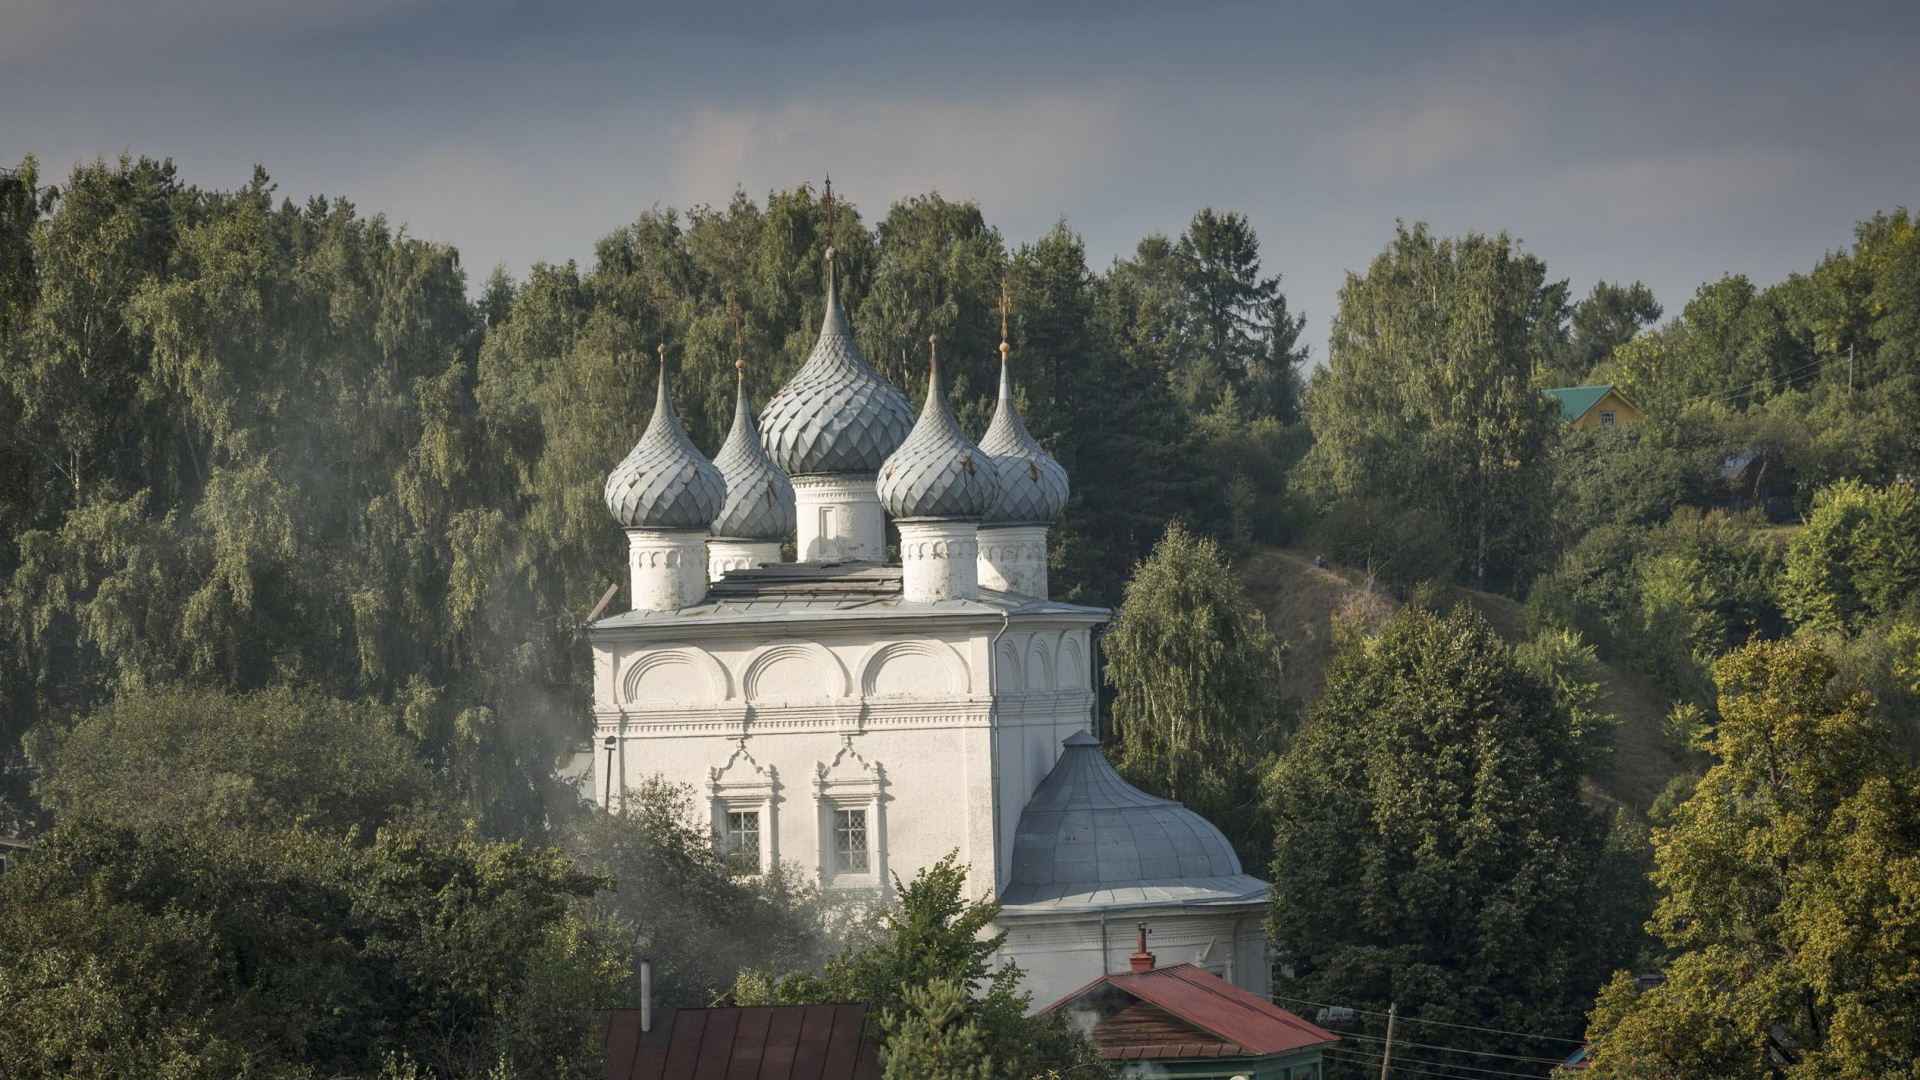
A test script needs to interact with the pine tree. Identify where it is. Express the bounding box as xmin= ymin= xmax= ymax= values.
xmin=878 ymin=979 xmax=994 ymax=1080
